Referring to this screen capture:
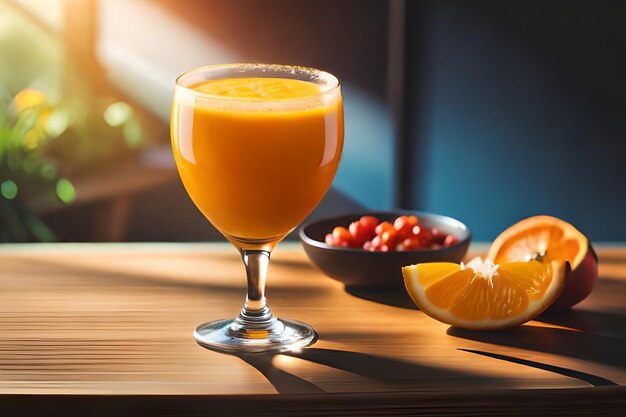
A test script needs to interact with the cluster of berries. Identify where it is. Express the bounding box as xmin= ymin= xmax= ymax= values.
xmin=325 ymin=215 xmax=459 ymax=252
